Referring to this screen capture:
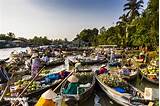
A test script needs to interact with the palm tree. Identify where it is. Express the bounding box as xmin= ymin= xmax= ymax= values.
xmin=123 ymin=0 xmax=144 ymax=21
xmin=116 ymin=14 xmax=128 ymax=25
